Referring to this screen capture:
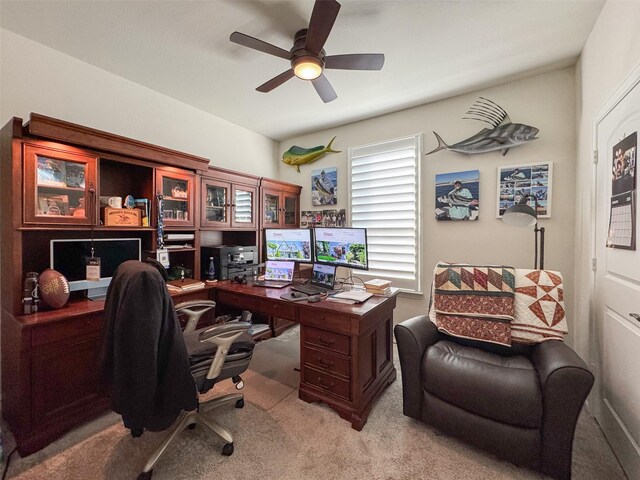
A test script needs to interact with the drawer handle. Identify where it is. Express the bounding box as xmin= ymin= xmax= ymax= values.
xmin=317 ymin=358 xmax=334 ymax=369
xmin=630 ymin=313 xmax=640 ymax=322
xmin=317 ymin=337 xmax=334 ymax=346
xmin=317 ymin=377 xmax=335 ymax=390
